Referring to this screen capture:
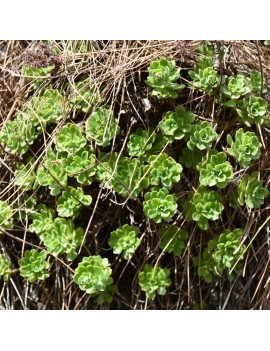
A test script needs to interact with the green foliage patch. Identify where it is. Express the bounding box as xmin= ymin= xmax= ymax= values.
xmin=1 ymin=40 xmax=270 ymax=309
